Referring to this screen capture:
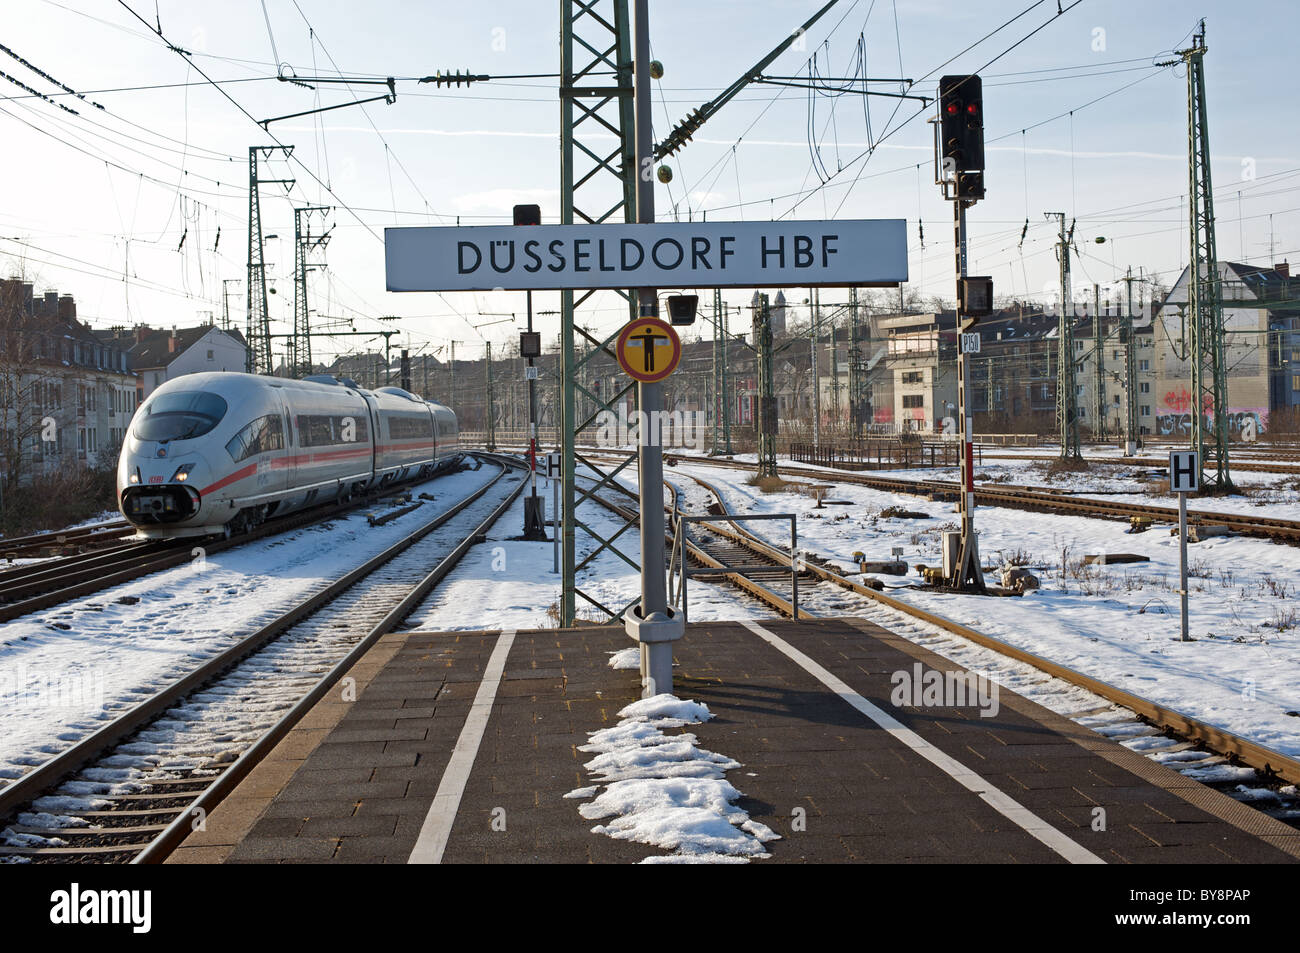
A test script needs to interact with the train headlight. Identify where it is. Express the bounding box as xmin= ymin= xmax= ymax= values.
xmin=128 ymin=472 xmax=140 ymax=484
xmin=170 ymin=464 xmax=194 ymax=482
